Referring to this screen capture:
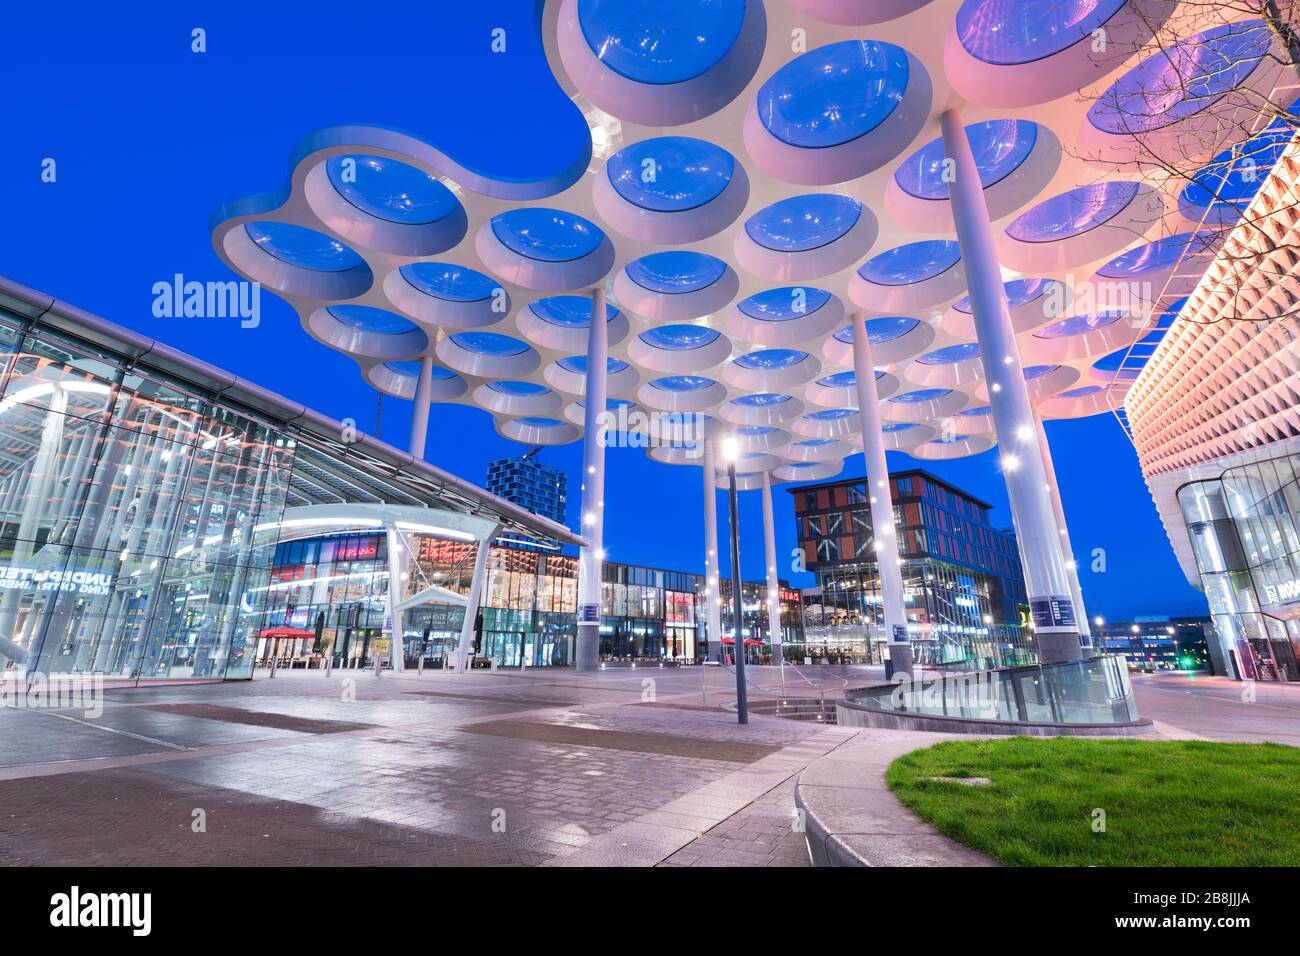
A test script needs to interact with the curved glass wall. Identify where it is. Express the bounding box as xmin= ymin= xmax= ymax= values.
xmin=1177 ymin=452 xmax=1300 ymax=682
